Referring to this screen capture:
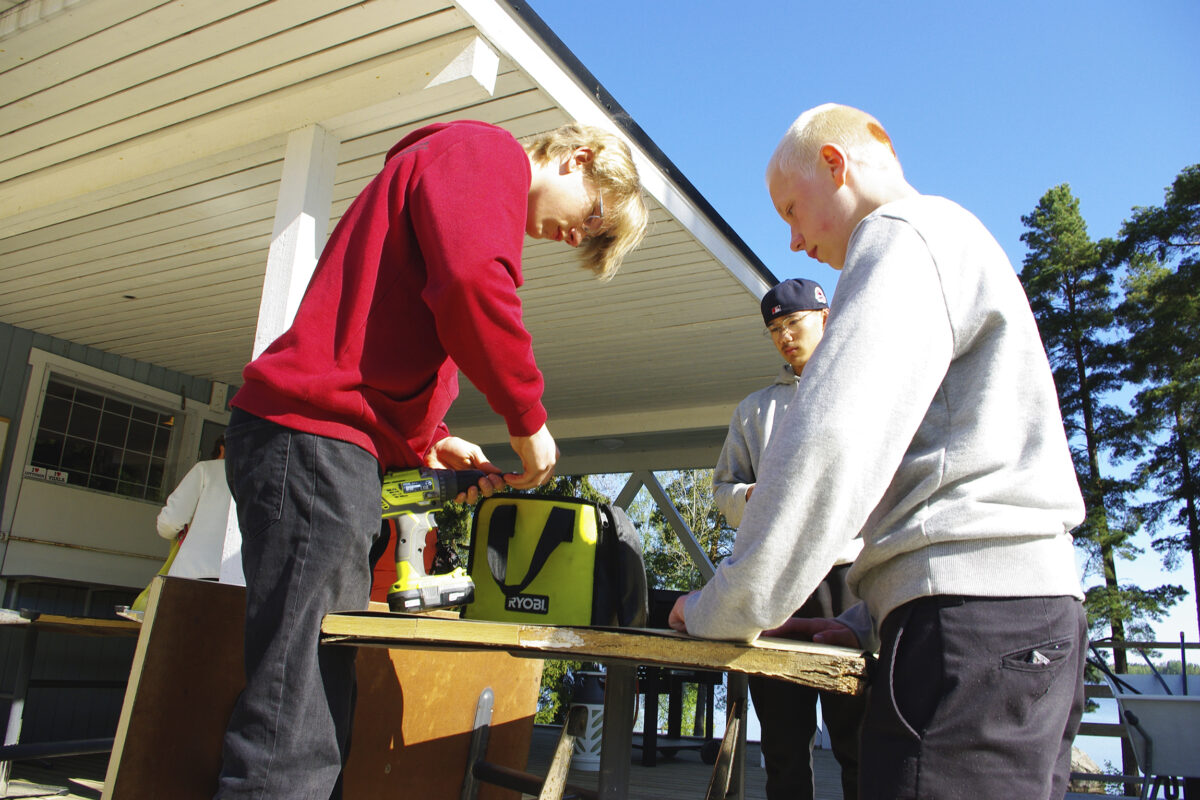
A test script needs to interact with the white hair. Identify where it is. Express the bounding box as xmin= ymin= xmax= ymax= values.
xmin=766 ymin=103 xmax=902 ymax=182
